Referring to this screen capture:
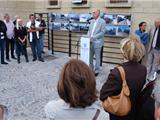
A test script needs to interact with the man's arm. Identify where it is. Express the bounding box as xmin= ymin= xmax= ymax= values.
xmin=87 ymin=21 xmax=92 ymax=37
xmin=135 ymin=30 xmax=145 ymax=38
xmin=43 ymin=20 xmax=46 ymax=27
xmin=135 ymin=30 xmax=149 ymax=45
xmin=26 ymin=22 xmax=35 ymax=32
xmin=27 ymin=28 xmax=37 ymax=32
